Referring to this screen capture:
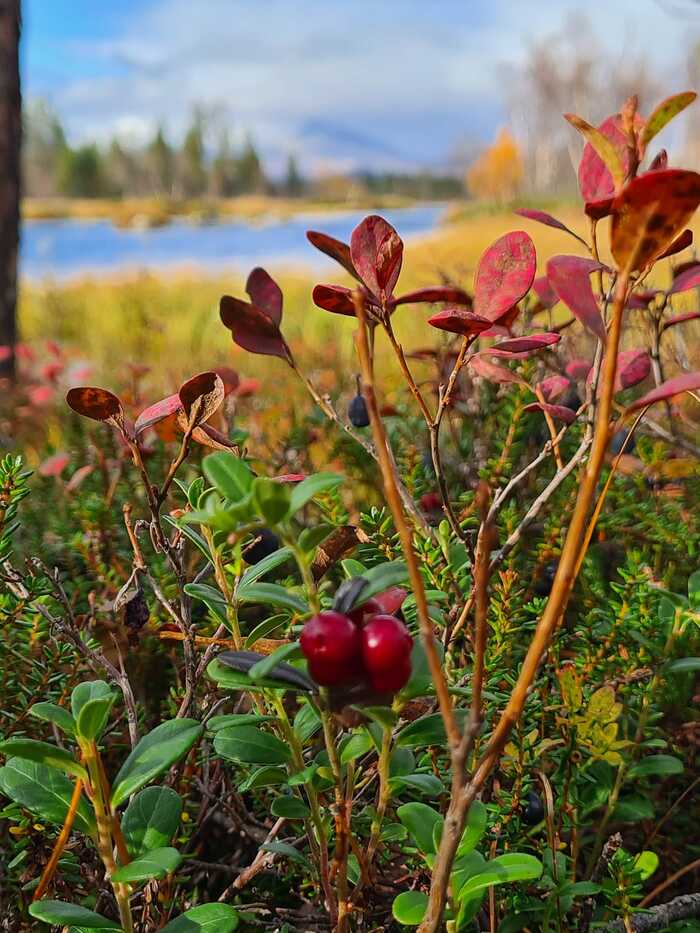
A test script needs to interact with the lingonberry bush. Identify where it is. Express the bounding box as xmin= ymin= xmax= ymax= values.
xmin=1 ymin=91 xmax=700 ymax=932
